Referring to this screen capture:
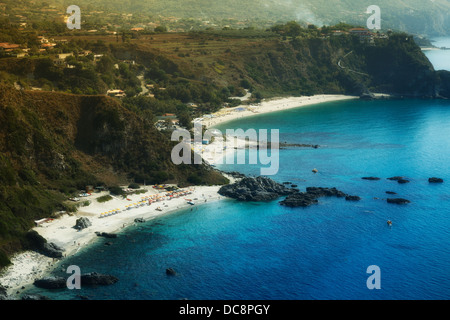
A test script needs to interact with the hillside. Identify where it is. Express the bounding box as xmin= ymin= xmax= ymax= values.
xmin=126 ymin=30 xmax=446 ymax=98
xmin=16 ymin=0 xmax=450 ymax=36
xmin=0 ymin=85 xmax=227 ymax=267
xmin=1 ymin=22 xmax=450 ymax=268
